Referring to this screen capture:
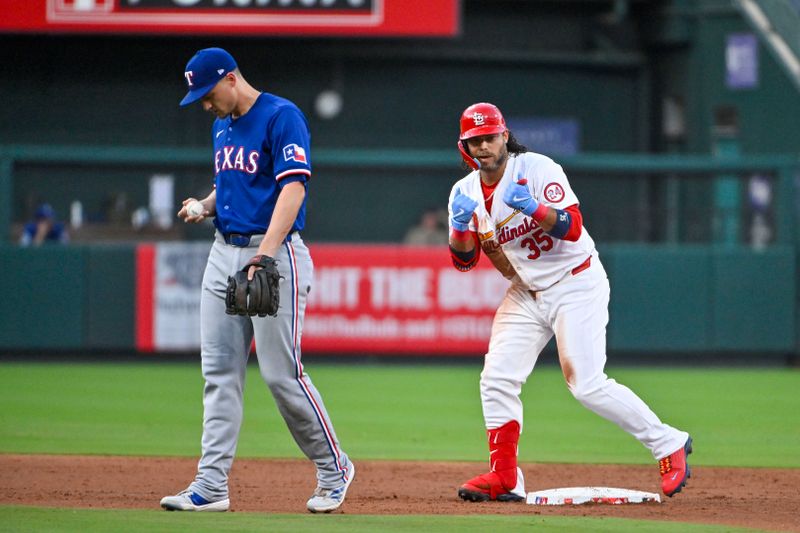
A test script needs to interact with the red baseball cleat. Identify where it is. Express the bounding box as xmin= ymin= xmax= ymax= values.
xmin=458 ymin=420 xmax=526 ymax=502
xmin=458 ymin=468 xmax=526 ymax=502
xmin=659 ymin=436 xmax=693 ymax=497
